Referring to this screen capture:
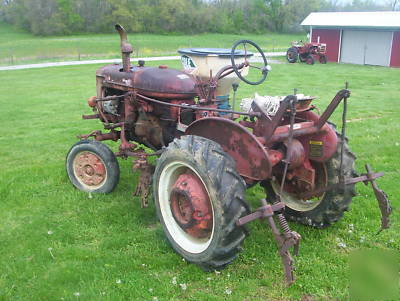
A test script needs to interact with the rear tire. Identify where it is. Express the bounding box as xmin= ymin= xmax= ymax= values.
xmin=286 ymin=47 xmax=298 ymax=63
xmin=265 ymin=130 xmax=357 ymax=228
xmin=153 ymin=135 xmax=250 ymax=270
